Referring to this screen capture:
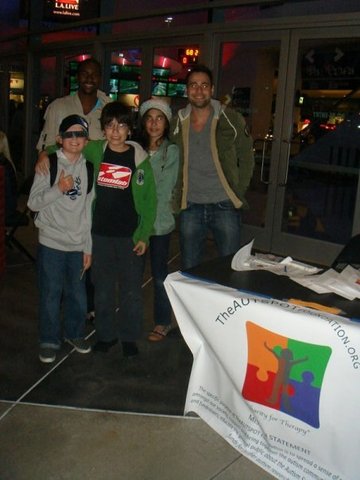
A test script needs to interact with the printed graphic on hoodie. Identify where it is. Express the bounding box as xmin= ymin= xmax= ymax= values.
xmin=65 ymin=175 xmax=82 ymax=200
xmin=97 ymin=163 xmax=132 ymax=189
xmin=242 ymin=322 xmax=332 ymax=428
